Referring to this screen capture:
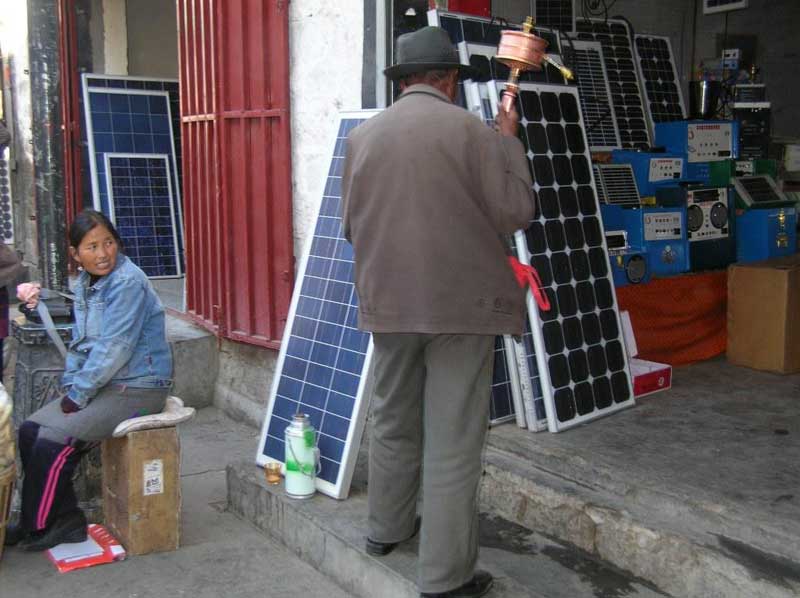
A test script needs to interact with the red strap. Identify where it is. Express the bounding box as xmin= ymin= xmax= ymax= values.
xmin=508 ymin=257 xmax=551 ymax=312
